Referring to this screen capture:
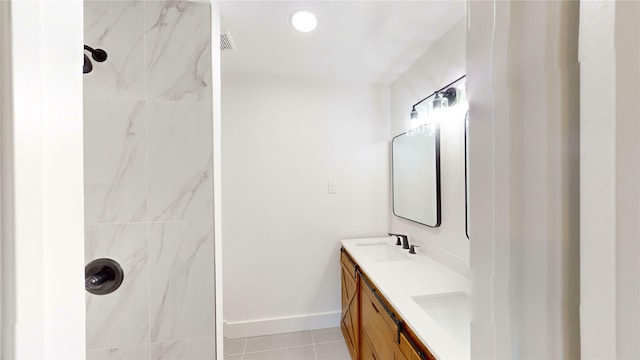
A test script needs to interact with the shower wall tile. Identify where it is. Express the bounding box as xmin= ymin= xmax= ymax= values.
xmin=145 ymin=1 xmax=212 ymax=102
xmin=149 ymin=221 xmax=215 ymax=343
xmin=84 ymin=0 xmax=215 ymax=356
xmin=84 ymin=0 xmax=145 ymax=99
xmin=87 ymin=344 xmax=150 ymax=360
xmin=147 ymin=102 xmax=213 ymax=221
xmin=85 ymin=223 xmax=149 ymax=350
xmin=84 ymin=99 xmax=148 ymax=224
xmin=150 ymin=337 xmax=215 ymax=359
